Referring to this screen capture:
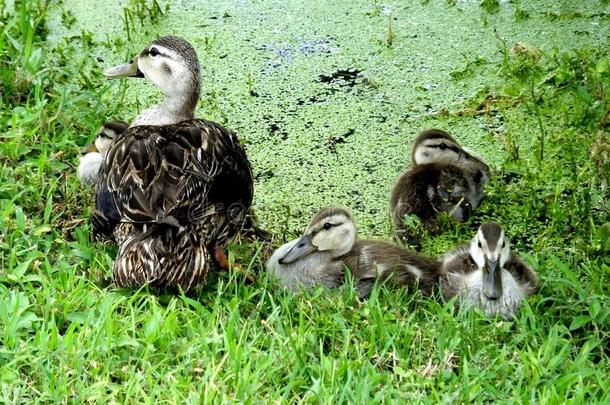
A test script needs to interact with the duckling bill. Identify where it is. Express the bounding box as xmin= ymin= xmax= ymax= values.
xmin=267 ymin=207 xmax=440 ymax=298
